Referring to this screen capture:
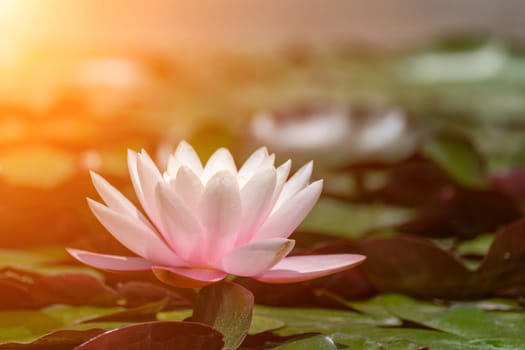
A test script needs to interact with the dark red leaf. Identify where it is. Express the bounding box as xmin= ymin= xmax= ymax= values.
xmin=492 ymin=167 xmax=525 ymax=202
xmin=31 ymin=273 xmax=120 ymax=306
xmin=0 ymin=328 xmax=106 ymax=350
xmin=472 ymin=218 xmax=525 ymax=294
xmin=357 ymin=235 xmax=470 ymax=298
xmin=0 ymin=279 xmax=35 ymax=309
xmin=74 ymin=321 xmax=223 ymax=350
xmin=116 ymin=281 xmax=192 ymax=308
xmin=398 ymin=187 xmax=521 ymax=239
xmin=354 ymin=219 xmax=525 ymax=298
